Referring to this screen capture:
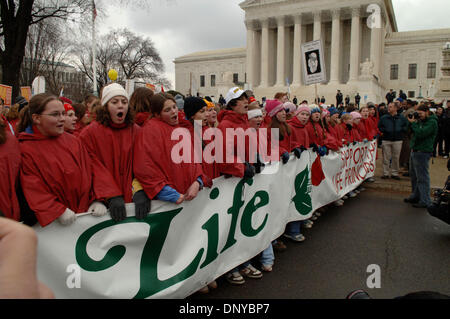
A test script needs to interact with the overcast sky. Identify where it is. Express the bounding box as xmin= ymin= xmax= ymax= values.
xmin=99 ymin=0 xmax=450 ymax=89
